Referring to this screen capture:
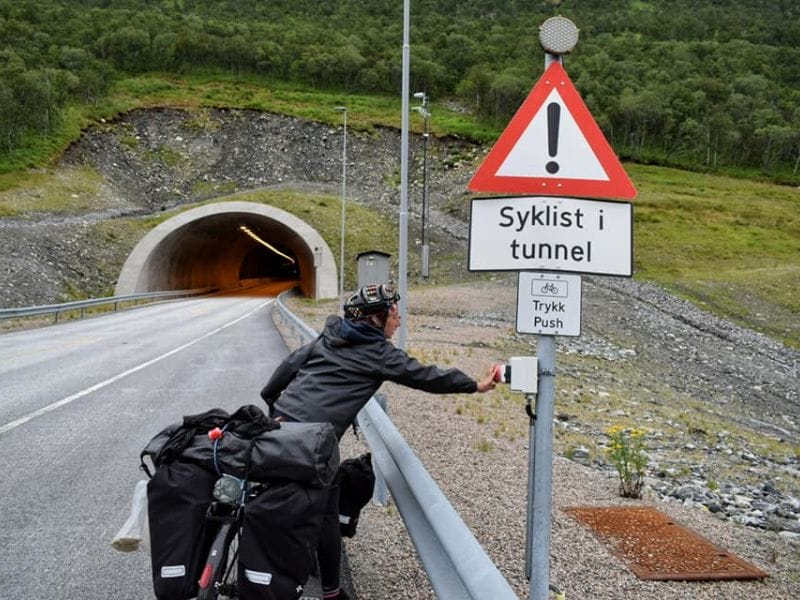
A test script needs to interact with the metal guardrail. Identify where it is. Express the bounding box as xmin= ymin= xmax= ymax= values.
xmin=0 ymin=288 xmax=216 ymax=324
xmin=275 ymin=292 xmax=518 ymax=600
